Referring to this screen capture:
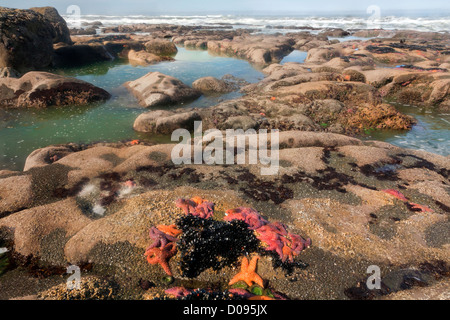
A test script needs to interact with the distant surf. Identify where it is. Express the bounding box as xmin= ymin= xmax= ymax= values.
xmin=63 ymin=14 xmax=450 ymax=33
